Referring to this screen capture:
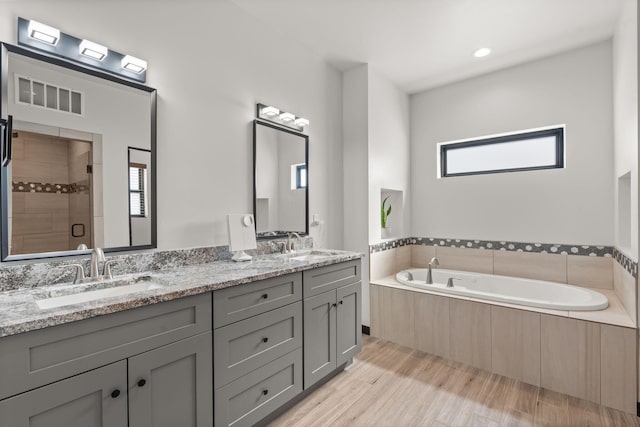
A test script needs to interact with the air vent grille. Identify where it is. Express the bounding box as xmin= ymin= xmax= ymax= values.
xmin=15 ymin=74 xmax=83 ymax=116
